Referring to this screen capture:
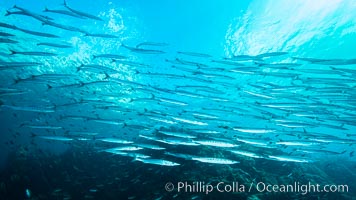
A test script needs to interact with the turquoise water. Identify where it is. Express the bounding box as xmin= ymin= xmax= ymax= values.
xmin=0 ymin=0 xmax=355 ymax=199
